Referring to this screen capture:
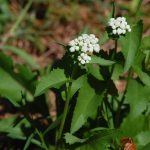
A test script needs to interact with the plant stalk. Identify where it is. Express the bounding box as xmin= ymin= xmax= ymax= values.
xmin=55 ymin=66 xmax=78 ymax=150
xmin=115 ymin=68 xmax=132 ymax=127
xmin=55 ymin=82 xmax=71 ymax=150
xmin=110 ymin=39 xmax=118 ymax=76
